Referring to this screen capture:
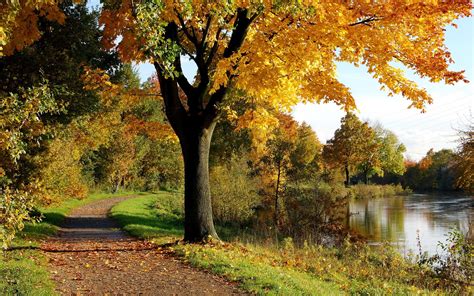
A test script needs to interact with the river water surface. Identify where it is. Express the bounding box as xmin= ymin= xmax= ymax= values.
xmin=348 ymin=193 xmax=473 ymax=256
